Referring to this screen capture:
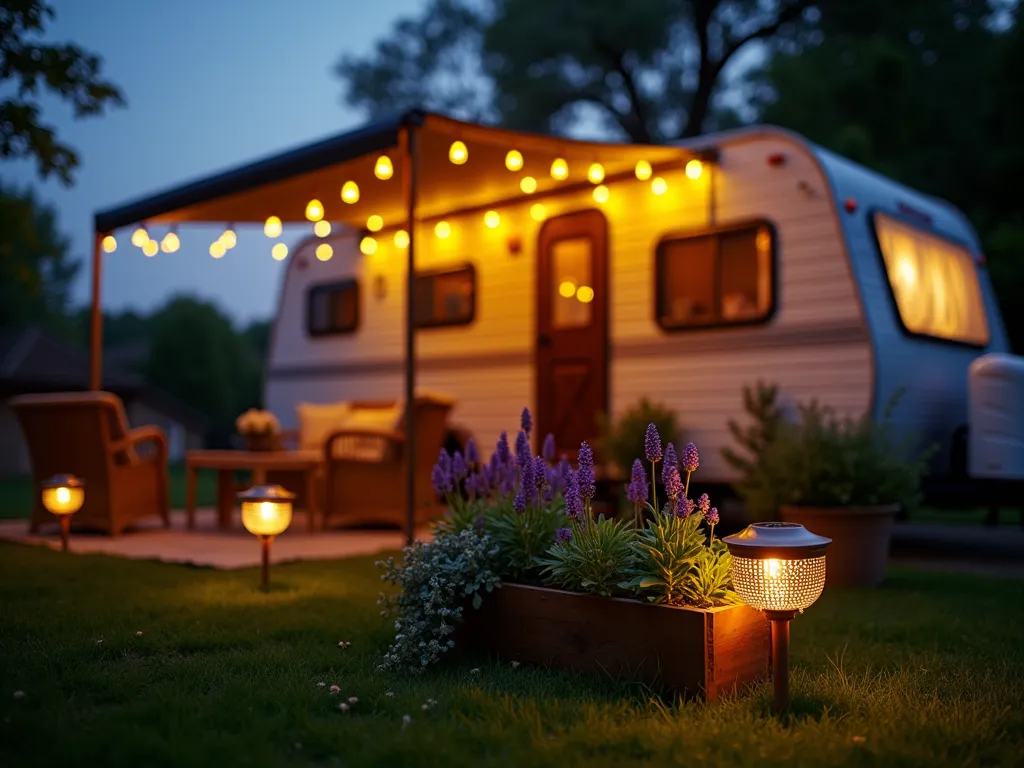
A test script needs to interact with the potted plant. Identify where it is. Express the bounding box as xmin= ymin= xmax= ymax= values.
xmin=724 ymin=385 xmax=932 ymax=588
xmin=235 ymin=408 xmax=282 ymax=452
